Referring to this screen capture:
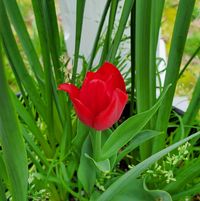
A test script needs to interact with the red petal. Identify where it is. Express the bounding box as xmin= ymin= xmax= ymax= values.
xmin=96 ymin=62 xmax=126 ymax=93
xmin=79 ymin=79 xmax=110 ymax=115
xmin=58 ymin=83 xmax=79 ymax=99
xmin=81 ymin=72 xmax=95 ymax=88
xmin=71 ymin=97 xmax=94 ymax=128
xmin=93 ymin=88 xmax=128 ymax=130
